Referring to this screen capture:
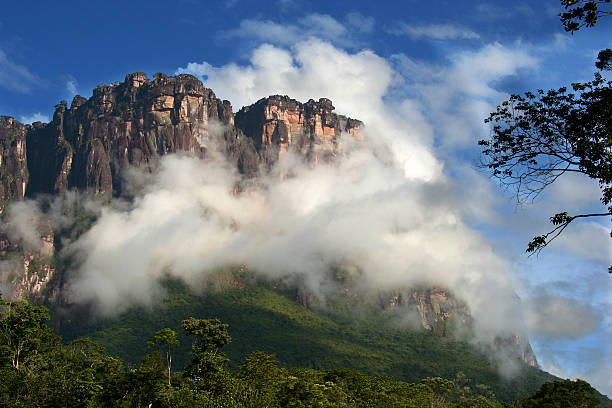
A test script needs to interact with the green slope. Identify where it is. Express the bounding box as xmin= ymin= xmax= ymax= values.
xmin=58 ymin=280 xmax=556 ymax=402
